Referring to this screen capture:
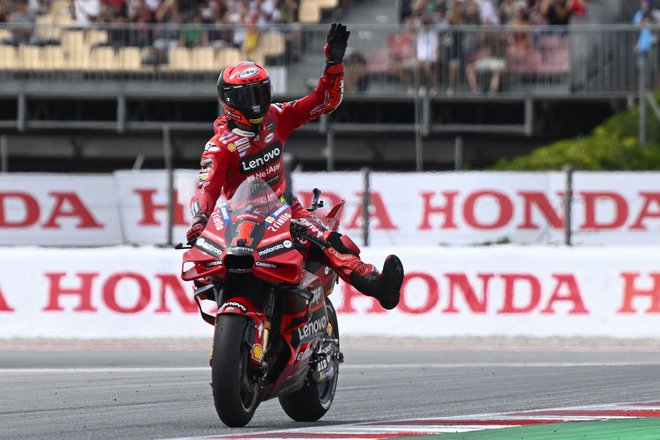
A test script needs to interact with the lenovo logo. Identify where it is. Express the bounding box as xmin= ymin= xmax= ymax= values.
xmin=240 ymin=143 xmax=282 ymax=174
